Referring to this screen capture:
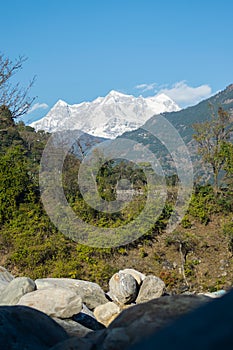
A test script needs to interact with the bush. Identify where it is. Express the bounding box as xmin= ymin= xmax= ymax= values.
xmin=188 ymin=185 xmax=216 ymax=224
xmin=222 ymin=221 xmax=233 ymax=254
